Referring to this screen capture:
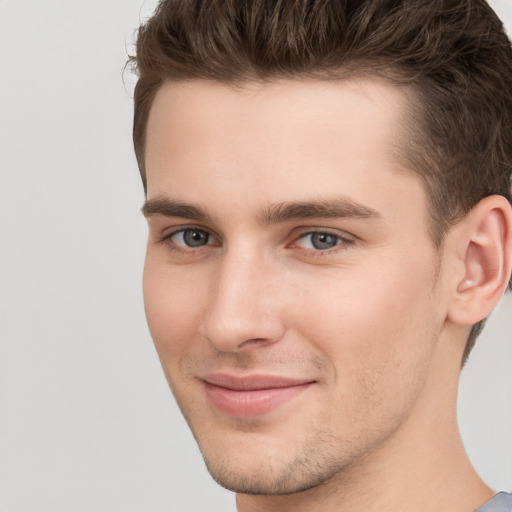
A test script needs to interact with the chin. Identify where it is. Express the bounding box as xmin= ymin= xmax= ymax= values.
xmin=195 ymin=429 xmax=350 ymax=496
xmin=204 ymin=457 xmax=338 ymax=495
